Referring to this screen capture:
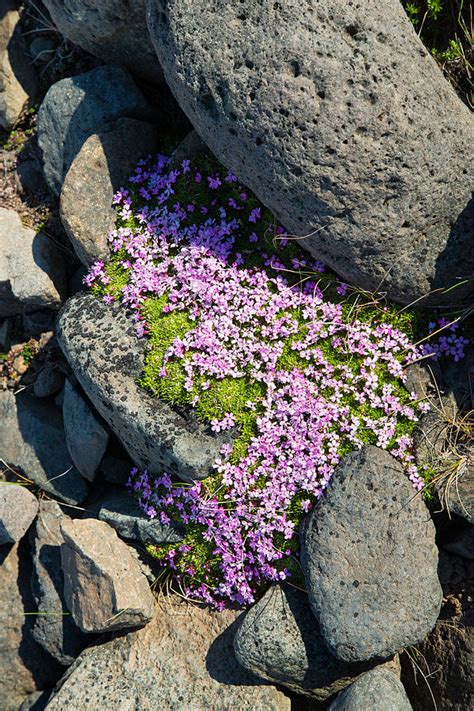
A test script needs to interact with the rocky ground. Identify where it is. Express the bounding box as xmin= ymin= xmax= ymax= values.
xmin=0 ymin=2 xmax=473 ymax=710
